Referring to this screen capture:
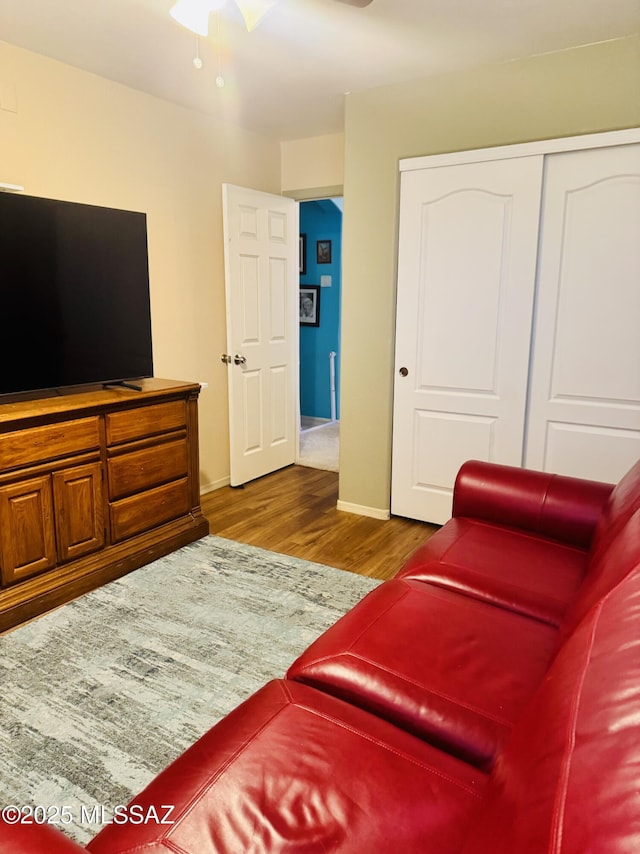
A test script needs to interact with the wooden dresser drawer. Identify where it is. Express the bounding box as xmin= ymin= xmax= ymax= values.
xmin=0 ymin=379 xmax=208 ymax=632
xmin=106 ymin=401 xmax=186 ymax=446
xmin=109 ymin=478 xmax=191 ymax=542
xmin=0 ymin=417 xmax=100 ymax=471
xmin=107 ymin=439 xmax=189 ymax=501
